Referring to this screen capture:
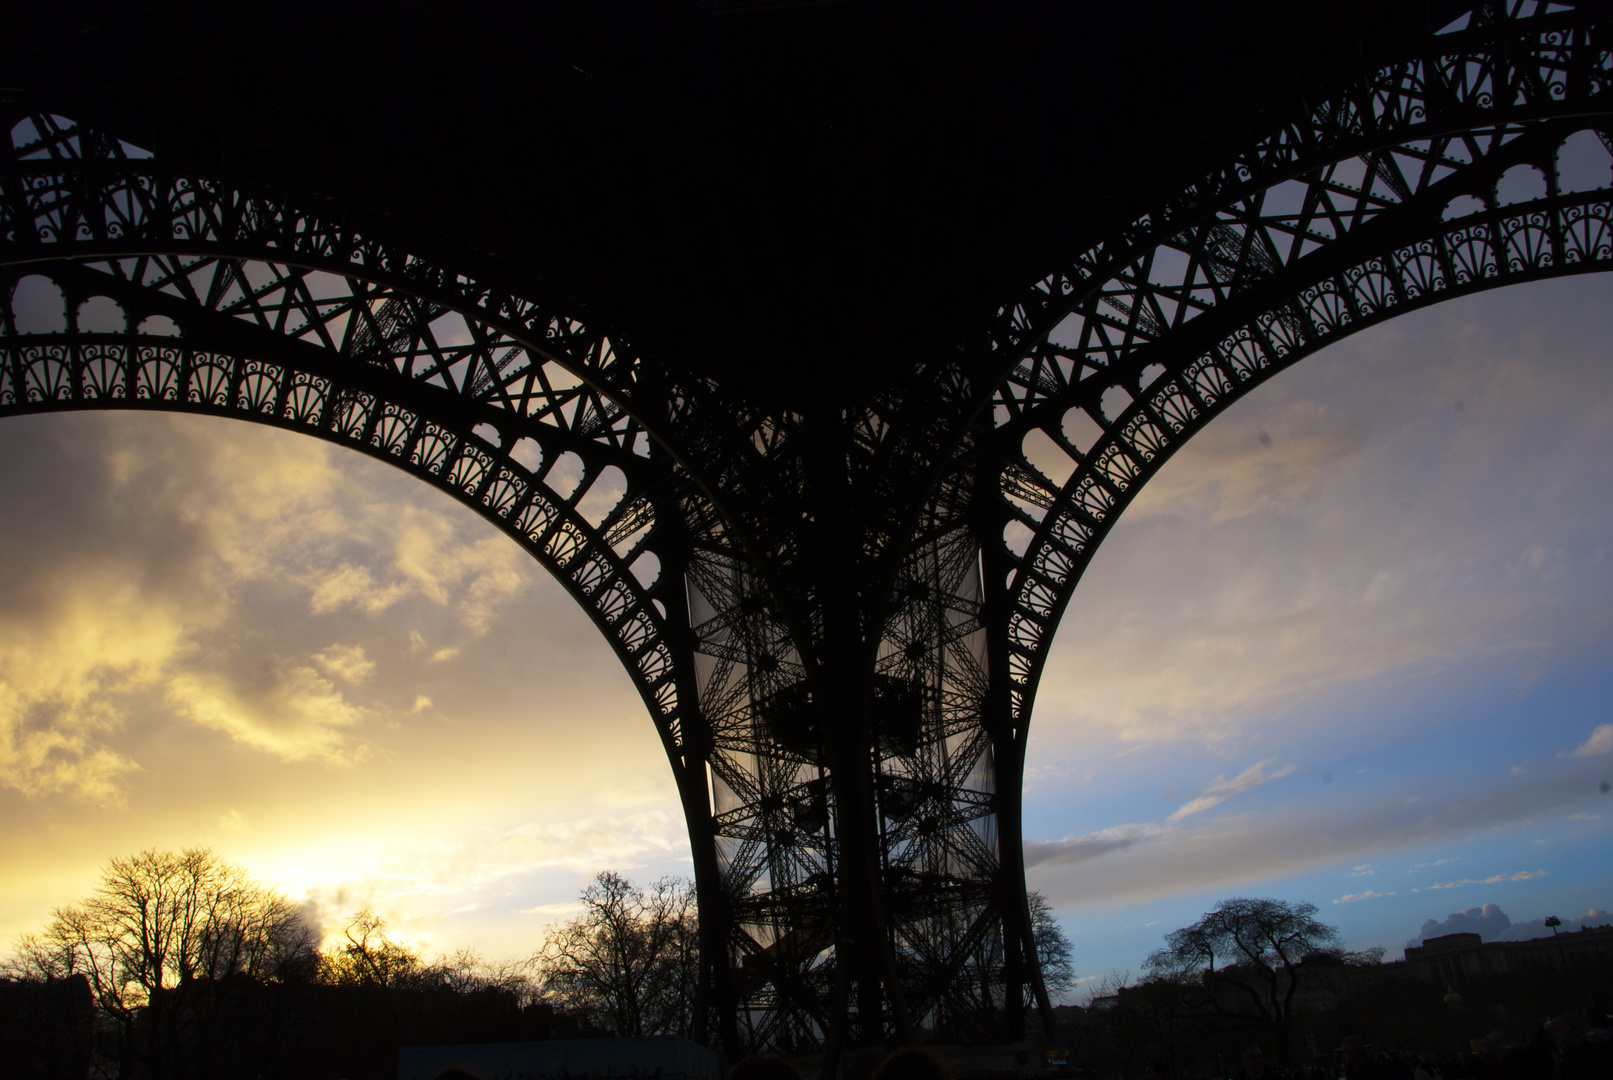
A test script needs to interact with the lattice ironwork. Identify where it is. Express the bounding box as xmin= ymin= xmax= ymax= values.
xmin=1 ymin=0 xmax=1610 ymax=1068
xmin=0 ymin=112 xmax=688 ymax=741
xmin=983 ymin=0 xmax=1613 ymax=732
